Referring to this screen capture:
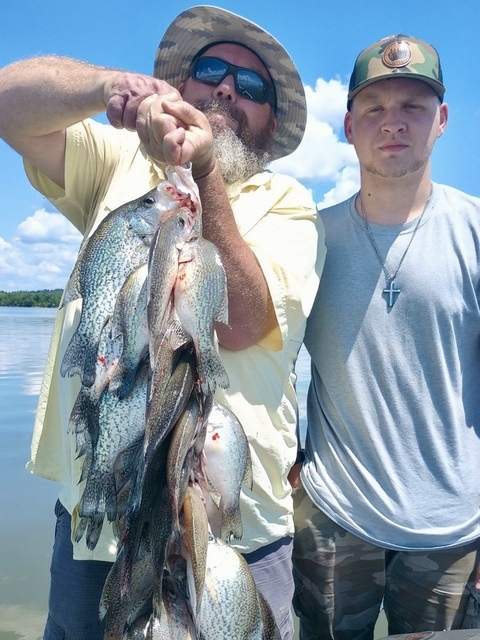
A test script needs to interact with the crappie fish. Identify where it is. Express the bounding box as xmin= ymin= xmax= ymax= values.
xmin=202 ymin=401 xmax=253 ymax=542
xmin=69 ymin=316 xmax=123 ymax=473
xmin=166 ymin=394 xmax=202 ymax=532
xmin=197 ymin=536 xmax=281 ymax=640
xmin=100 ymin=528 xmax=153 ymax=640
xmin=108 ymin=263 xmax=149 ymax=400
xmin=146 ymin=207 xmax=196 ymax=371
xmin=180 ymin=483 xmax=209 ymax=619
xmin=124 ymin=566 xmax=196 ymax=640
xmin=175 ymin=236 xmax=229 ymax=396
xmin=60 ymin=184 xmax=184 ymax=387
xmin=77 ymin=361 xmax=149 ymax=549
